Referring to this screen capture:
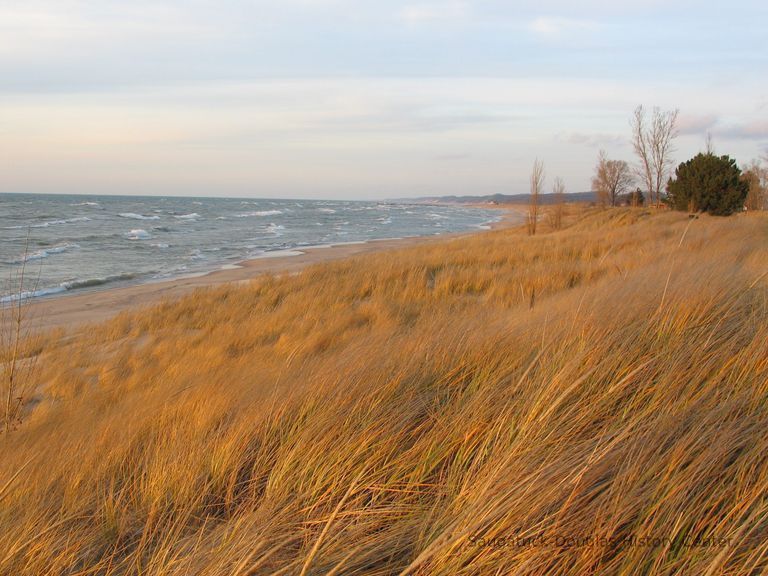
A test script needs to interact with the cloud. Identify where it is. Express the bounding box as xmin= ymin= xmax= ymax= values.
xmin=715 ymin=120 xmax=768 ymax=141
xmin=676 ymin=113 xmax=719 ymax=136
xmin=675 ymin=114 xmax=768 ymax=145
xmin=563 ymin=132 xmax=626 ymax=149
